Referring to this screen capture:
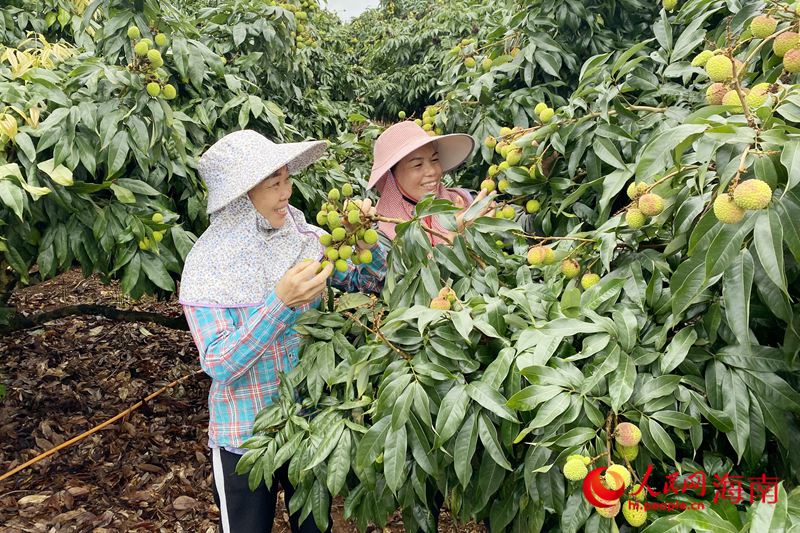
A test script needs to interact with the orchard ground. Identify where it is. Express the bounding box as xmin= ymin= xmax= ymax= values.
xmin=0 ymin=268 xmax=485 ymax=533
